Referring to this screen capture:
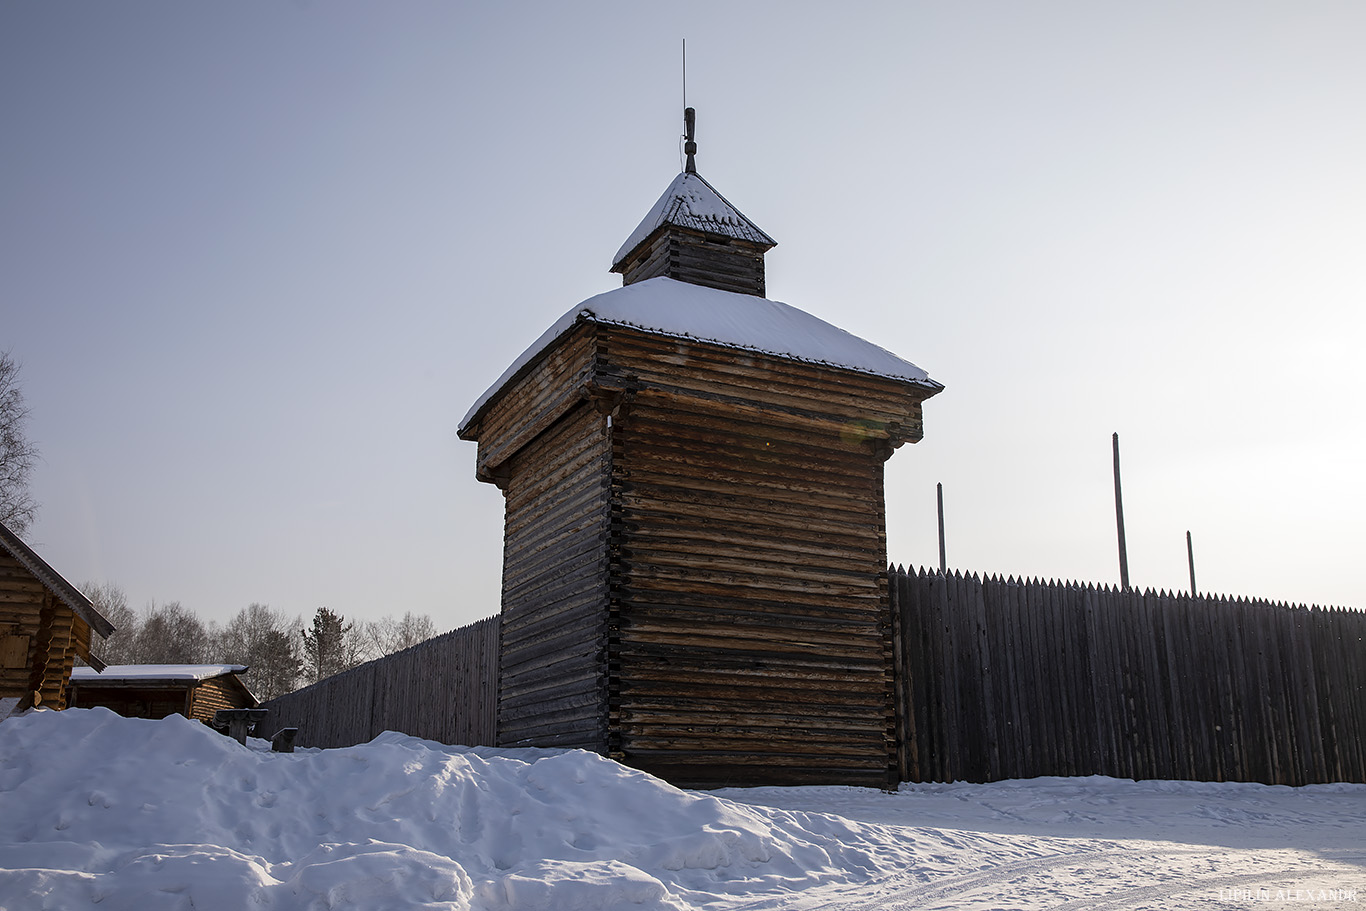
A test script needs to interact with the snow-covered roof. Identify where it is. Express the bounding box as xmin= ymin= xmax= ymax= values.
xmin=461 ymin=277 xmax=940 ymax=432
xmin=71 ymin=664 xmax=248 ymax=683
xmin=612 ymin=171 xmax=777 ymax=268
